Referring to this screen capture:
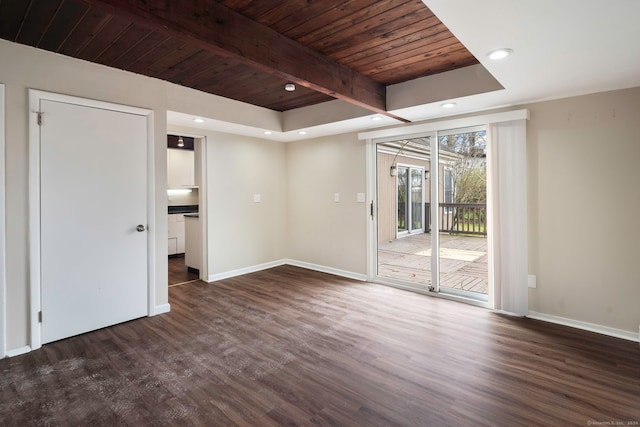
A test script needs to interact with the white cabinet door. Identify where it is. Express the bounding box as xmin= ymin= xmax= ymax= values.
xmin=167 ymin=148 xmax=195 ymax=188
xmin=168 ymin=215 xmax=177 ymax=255
xmin=40 ymin=99 xmax=148 ymax=344
xmin=168 ymin=213 xmax=185 ymax=254
xmin=168 ymin=237 xmax=177 ymax=255
xmin=184 ymin=216 xmax=201 ymax=270
xmin=176 ymin=214 xmax=186 ymax=253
